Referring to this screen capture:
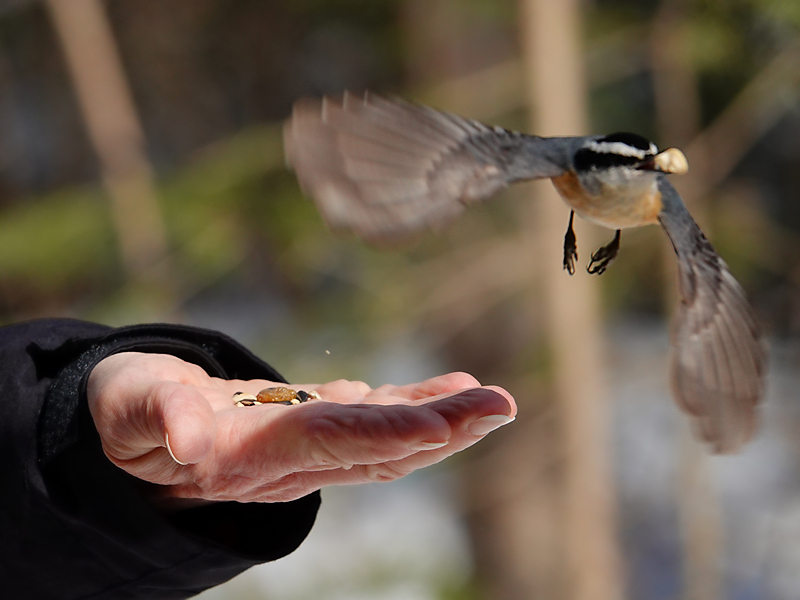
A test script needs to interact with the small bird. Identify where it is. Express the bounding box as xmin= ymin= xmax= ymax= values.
xmin=284 ymin=91 xmax=766 ymax=453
